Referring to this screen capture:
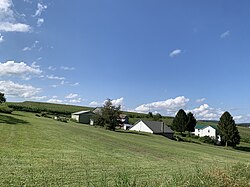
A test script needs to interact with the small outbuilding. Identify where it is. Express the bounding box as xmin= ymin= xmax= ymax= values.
xmin=71 ymin=110 xmax=95 ymax=124
xmin=130 ymin=120 xmax=174 ymax=139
